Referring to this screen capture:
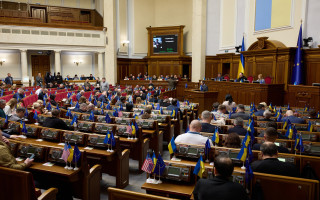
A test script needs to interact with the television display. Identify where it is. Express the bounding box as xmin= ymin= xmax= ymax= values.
xmin=153 ymin=34 xmax=178 ymax=54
